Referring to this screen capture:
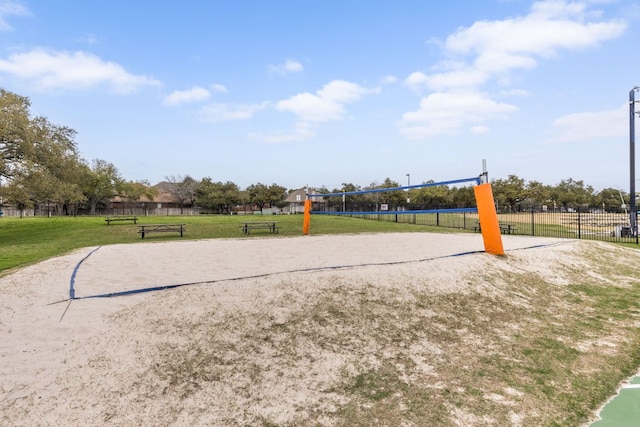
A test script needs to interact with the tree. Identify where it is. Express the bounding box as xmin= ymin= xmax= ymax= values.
xmin=164 ymin=175 xmax=199 ymax=214
xmin=0 ymin=88 xmax=85 ymax=215
xmin=81 ymin=159 xmax=122 ymax=215
xmin=377 ymin=178 xmax=405 ymax=209
xmin=118 ymin=180 xmax=157 ymax=215
xmin=413 ymin=180 xmax=452 ymax=209
xmin=596 ymin=188 xmax=627 ymax=213
xmin=1 ymin=89 xmax=79 ymax=179
xmin=450 ymin=185 xmax=475 ymax=208
xmin=2 ymin=173 xmax=33 ymax=217
xmin=196 ymin=179 xmax=241 ymax=214
xmin=551 ymin=178 xmax=594 ymax=209
xmin=492 ymin=175 xmax=526 ymax=212
xmin=0 ymin=88 xmax=32 ymax=181
xmin=246 ymin=183 xmax=287 ymax=211
xmin=267 ymin=183 xmax=288 ymax=209
xmin=526 ymin=180 xmax=552 ymax=206
xmin=330 ymin=182 xmax=365 ymax=211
